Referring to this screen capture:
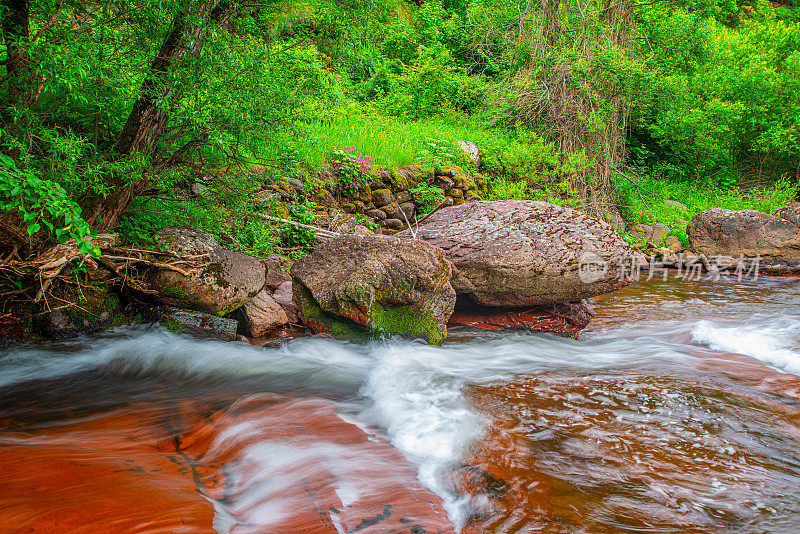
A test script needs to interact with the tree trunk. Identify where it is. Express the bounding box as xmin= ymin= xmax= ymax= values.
xmin=86 ymin=1 xmax=233 ymax=232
